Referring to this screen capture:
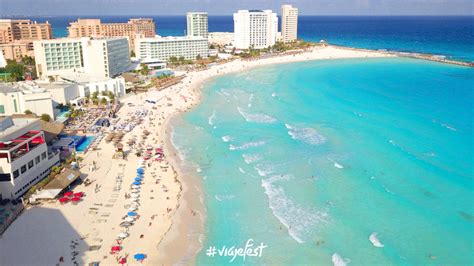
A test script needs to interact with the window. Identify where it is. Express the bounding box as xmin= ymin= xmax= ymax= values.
xmin=13 ymin=170 xmax=19 ymax=178
xmin=35 ymin=156 xmax=40 ymax=164
xmin=28 ymin=160 xmax=34 ymax=169
xmin=41 ymin=152 xmax=46 ymax=159
xmin=21 ymin=165 xmax=27 ymax=174
xmin=0 ymin=173 xmax=11 ymax=182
